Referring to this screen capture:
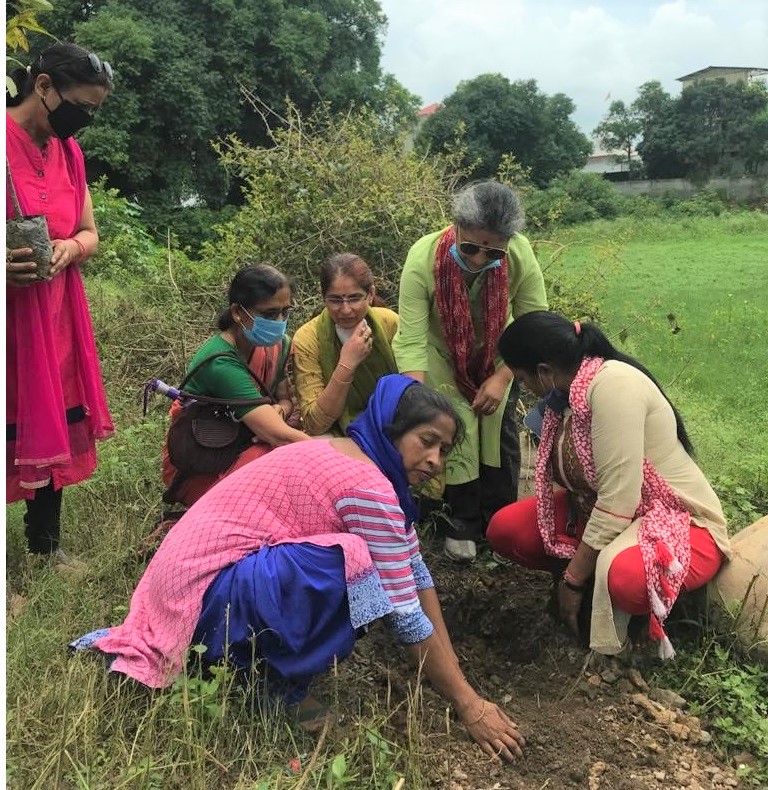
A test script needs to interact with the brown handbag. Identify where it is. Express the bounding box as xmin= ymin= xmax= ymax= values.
xmin=165 ymin=352 xmax=274 ymax=478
